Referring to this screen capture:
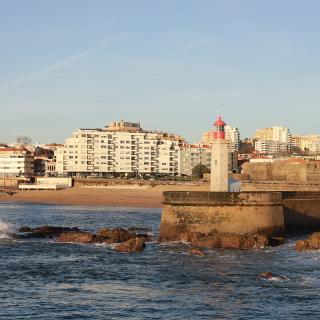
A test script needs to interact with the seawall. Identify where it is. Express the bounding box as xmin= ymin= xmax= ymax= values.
xmin=160 ymin=191 xmax=320 ymax=241
xmin=160 ymin=192 xmax=285 ymax=241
